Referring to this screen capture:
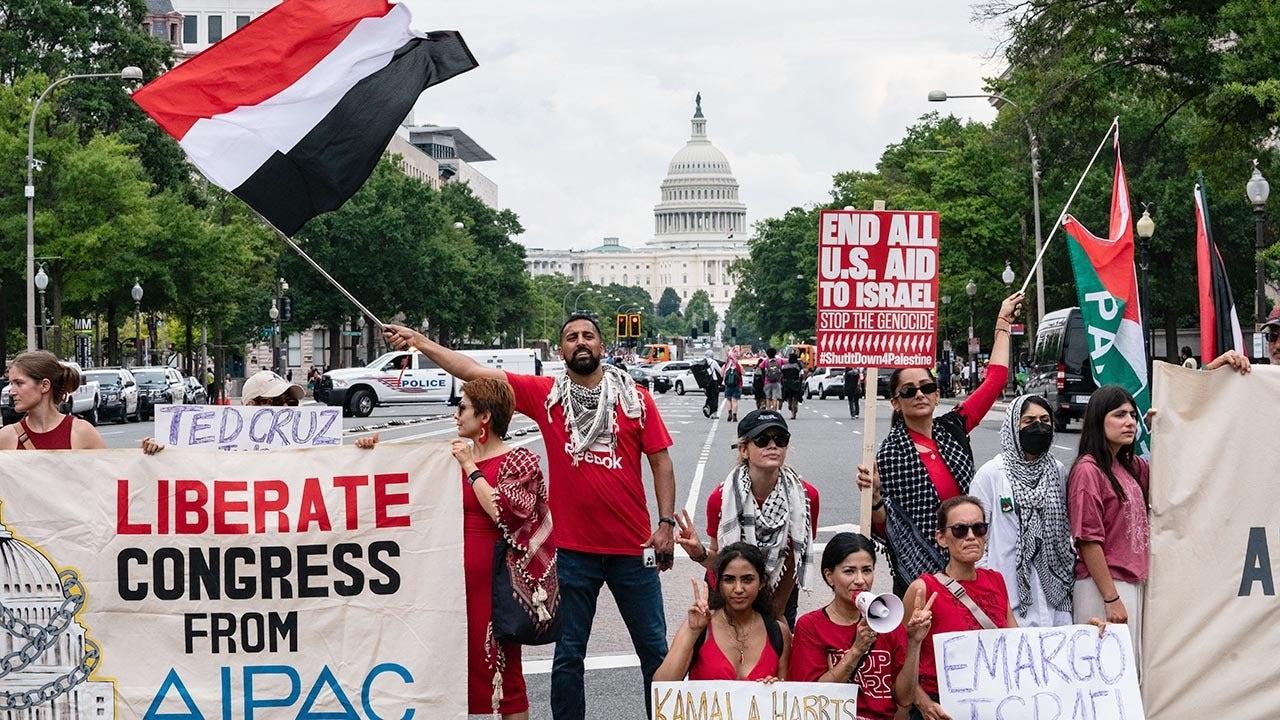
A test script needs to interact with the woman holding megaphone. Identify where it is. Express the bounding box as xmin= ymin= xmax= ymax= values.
xmin=788 ymin=533 xmax=936 ymax=720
